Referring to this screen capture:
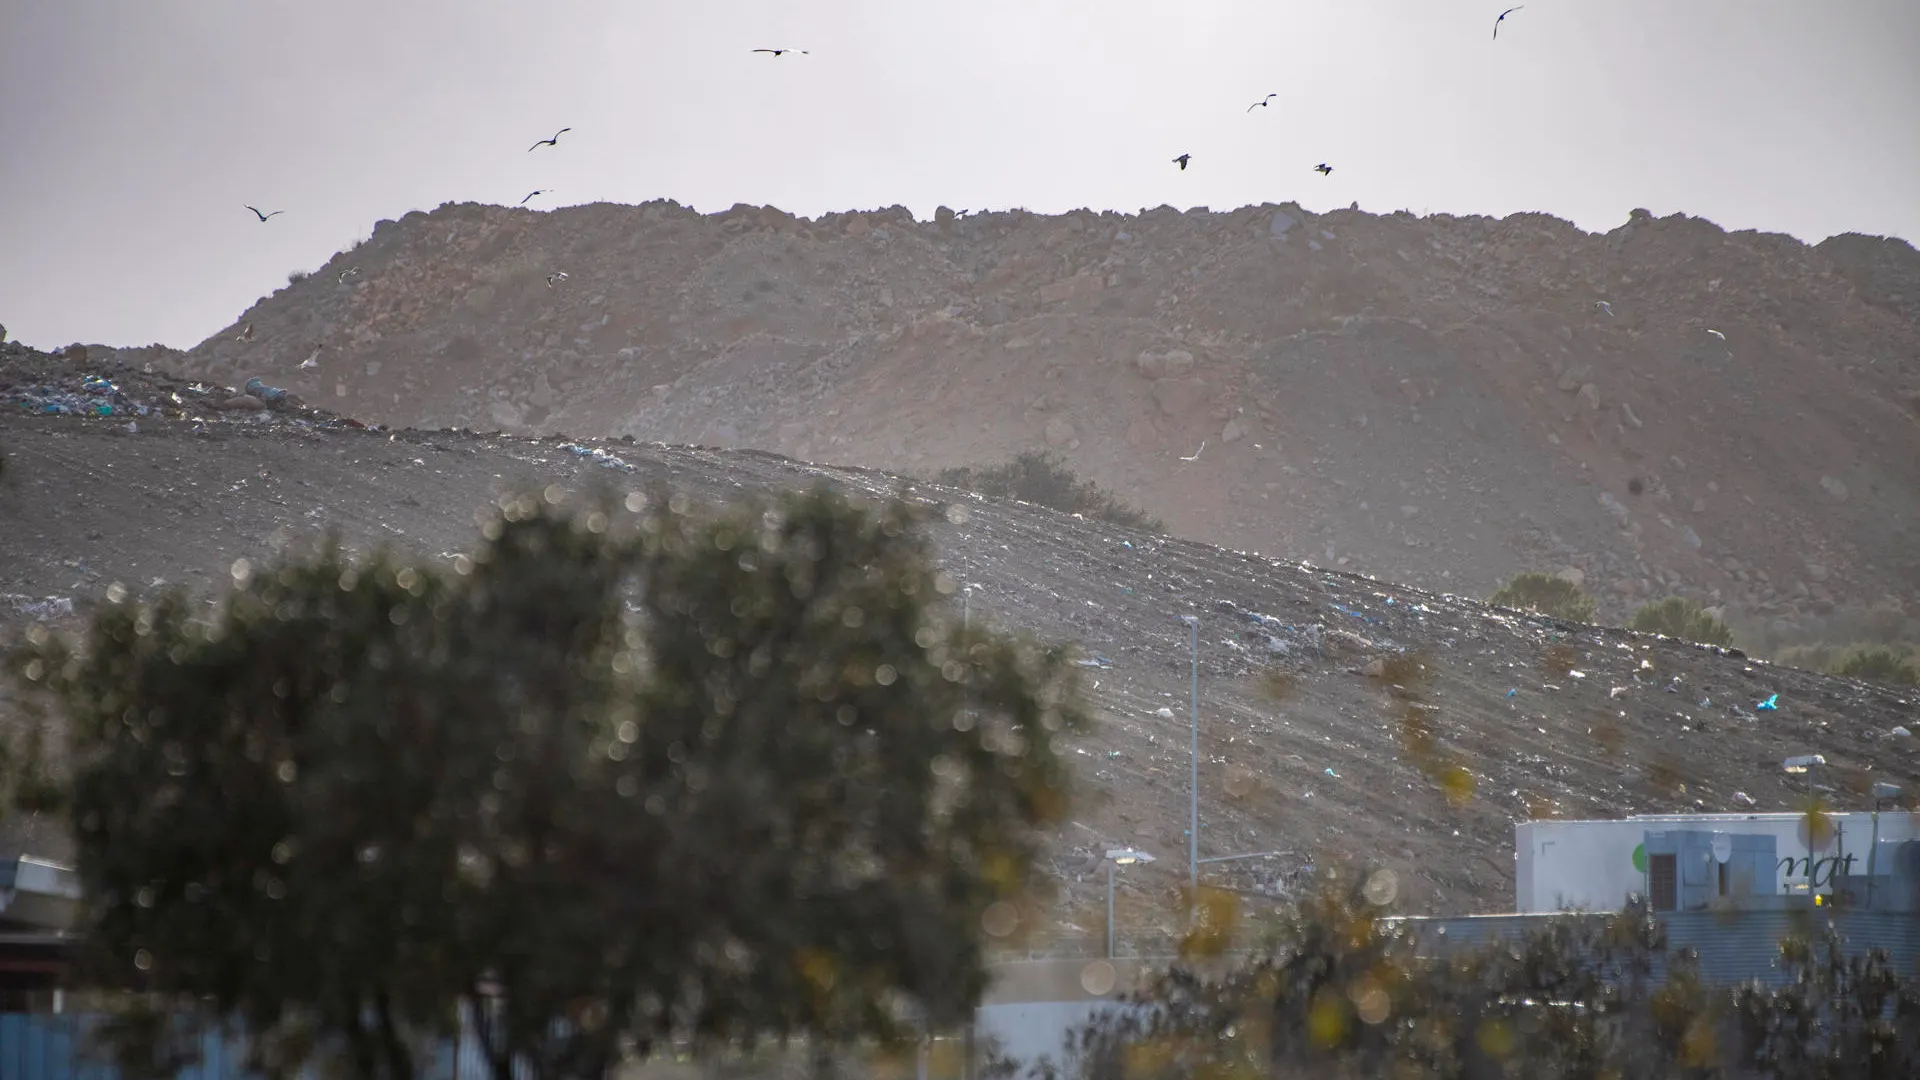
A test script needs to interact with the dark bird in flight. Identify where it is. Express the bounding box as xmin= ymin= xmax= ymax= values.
xmin=753 ymin=48 xmax=808 ymax=56
xmin=528 ymin=128 xmax=571 ymax=152
xmin=520 ymin=189 xmax=549 ymax=205
xmin=1247 ymin=93 xmax=1277 ymax=112
xmin=1493 ymin=6 xmax=1523 ymax=39
xmin=246 ymin=206 xmax=284 ymax=222
xmin=235 ymin=322 xmax=255 ymax=342
xmin=337 ymin=267 xmax=361 ymax=284
xmin=546 ymin=272 xmax=570 ymax=289
xmin=1314 ymin=163 xmax=1333 ymax=176
xmin=1173 ymin=153 xmax=1192 ymax=171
